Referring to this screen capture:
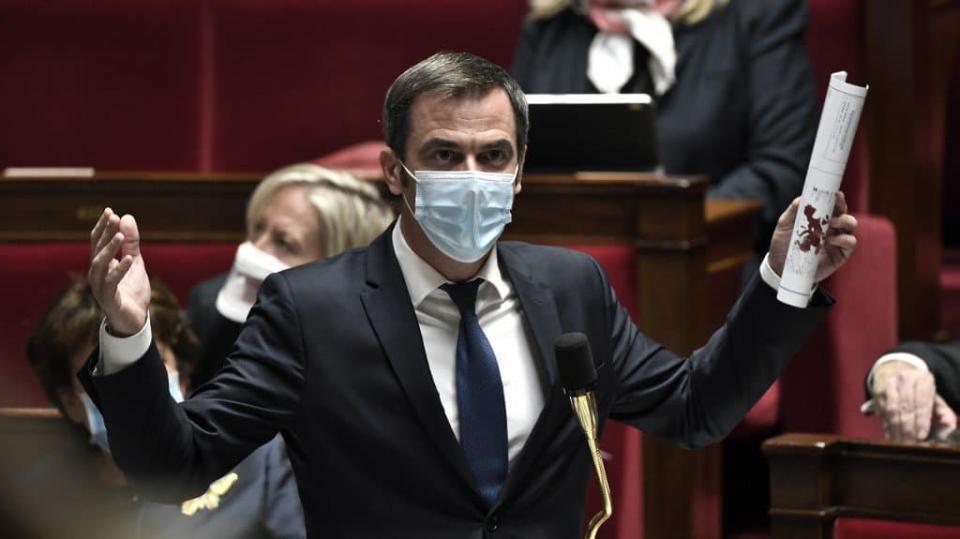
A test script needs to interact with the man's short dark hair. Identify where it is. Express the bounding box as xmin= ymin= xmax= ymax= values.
xmin=383 ymin=51 xmax=529 ymax=162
